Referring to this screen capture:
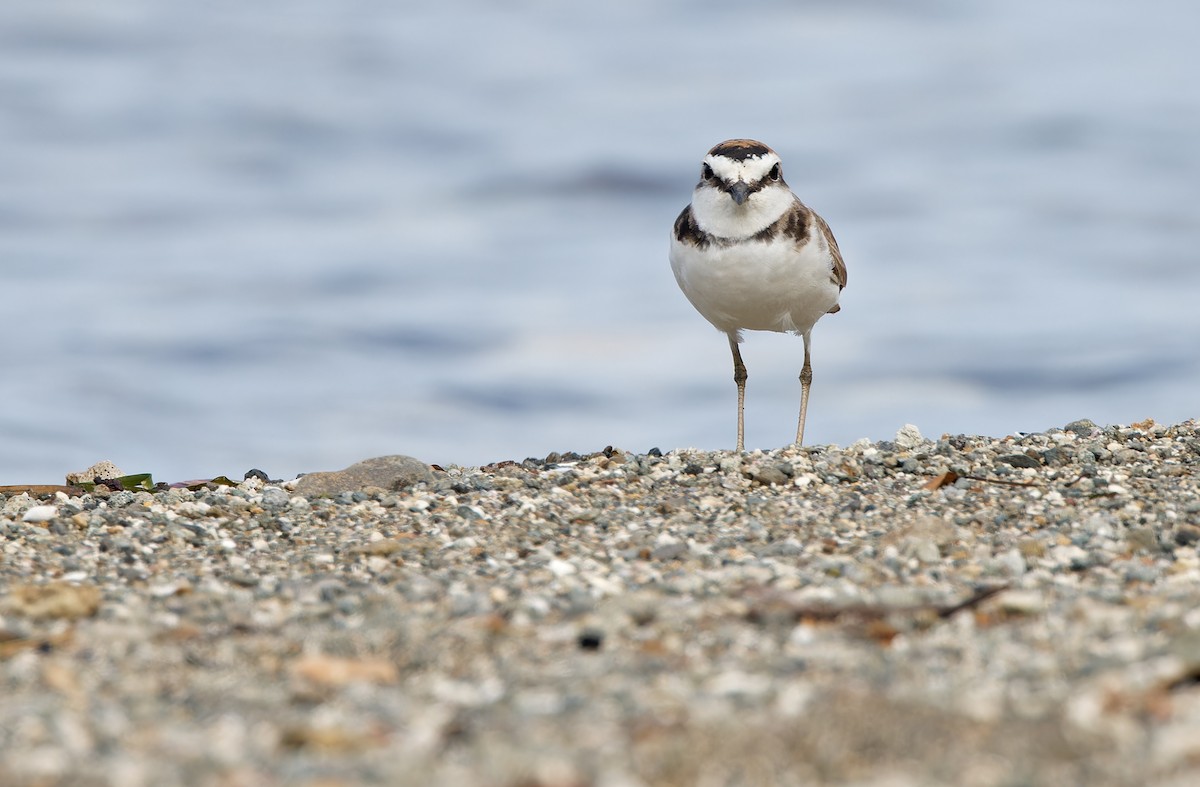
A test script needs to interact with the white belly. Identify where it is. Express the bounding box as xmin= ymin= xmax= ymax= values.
xmin=670 ymin=236 xmax=841 ymax=337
